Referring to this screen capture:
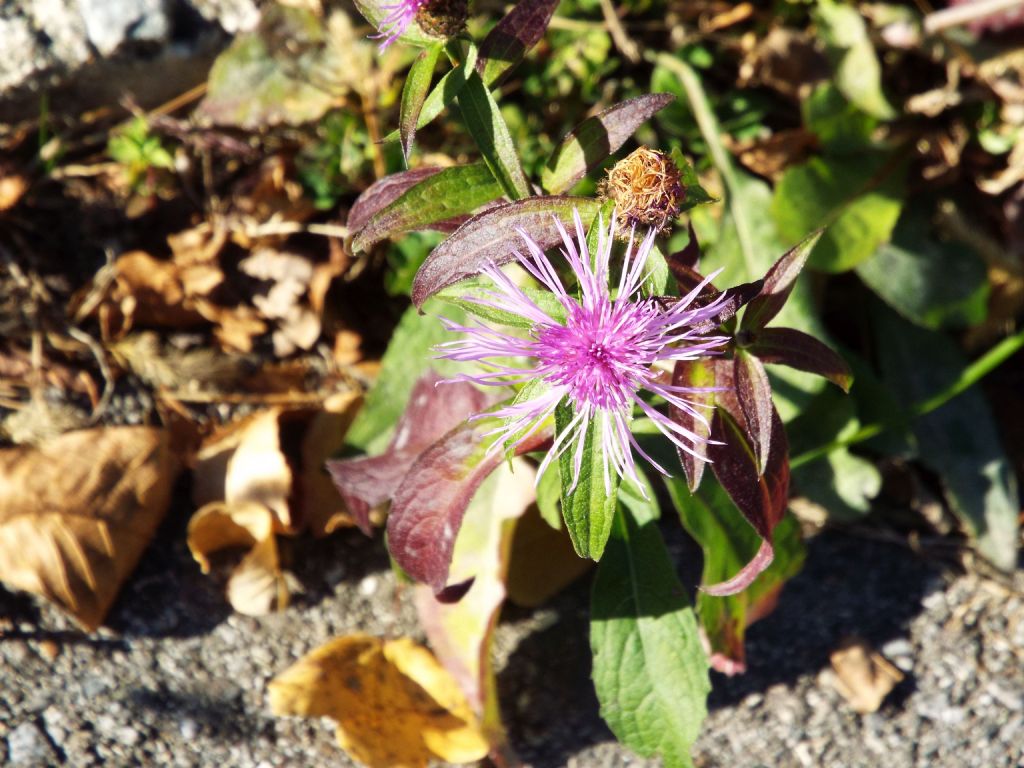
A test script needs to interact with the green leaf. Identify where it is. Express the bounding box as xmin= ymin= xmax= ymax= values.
xmin=436 ymin=276 xmax=568 ymax=328
xmin=399 ymin=42 xmax=444 ymax=161
xmin=535 ymin=460 xmax=562 ymax=530
xmin=351 ymin=163 xmax=503 ymax=253
xmin=813 ymin=0 xmax=896 ymax=120
xmin=344 ymin=300 xmax=465 ymax=453
xmin=458 ymin=72 xmax=531 ymax=200
xmin=803 ymin=83 xmax=878 ymax=153
xmin=555 ymin=399 xmax=620 ymax=560
xmin=666 ymin=475 xmax=805 ymax=675
xmin=856 ymin=207 xmax=989 ymax=330
xmin=672 ymin=148 xmax=715 ymax=213
xmin=384 ymin=43 xmax=480 ymax=143
xmin=591 ymin=506 xmax=710 ymax=767
xmin=352 ymin=0 xmax=437 ymax=47
xmin=788 ymin=388 xmax=881 ymax=520
xmin=772 ymin=153 xmax=904 ymax=273
xmin=871 ymin=300 xmax=1019 ymax=571
xmin=643 ymin=243 xmax=671 ymax=296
